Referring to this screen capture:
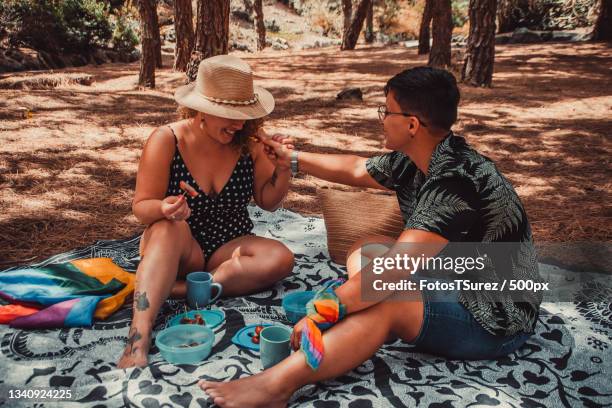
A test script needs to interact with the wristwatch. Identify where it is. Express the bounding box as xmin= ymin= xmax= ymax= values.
xmin=290 ymin=150 xmax=299 ymax=176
